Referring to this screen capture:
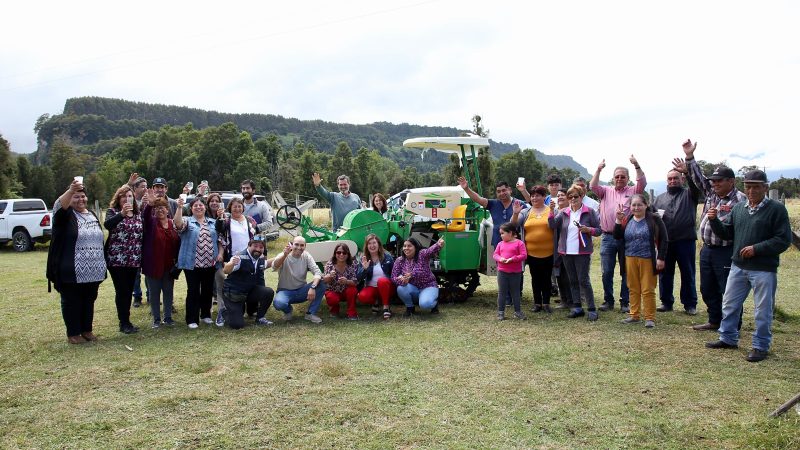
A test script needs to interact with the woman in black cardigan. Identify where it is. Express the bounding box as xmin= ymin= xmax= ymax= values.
xmin=613 ymin=194 xmax=668 ymax=328
xmin=46 ymin=179 xmax=107 ymax=344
